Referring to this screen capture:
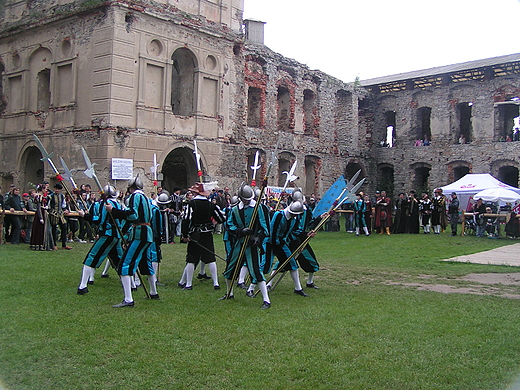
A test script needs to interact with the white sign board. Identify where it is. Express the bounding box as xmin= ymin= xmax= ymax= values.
xmin=111 ymin=158 xmax=133 ymax=180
